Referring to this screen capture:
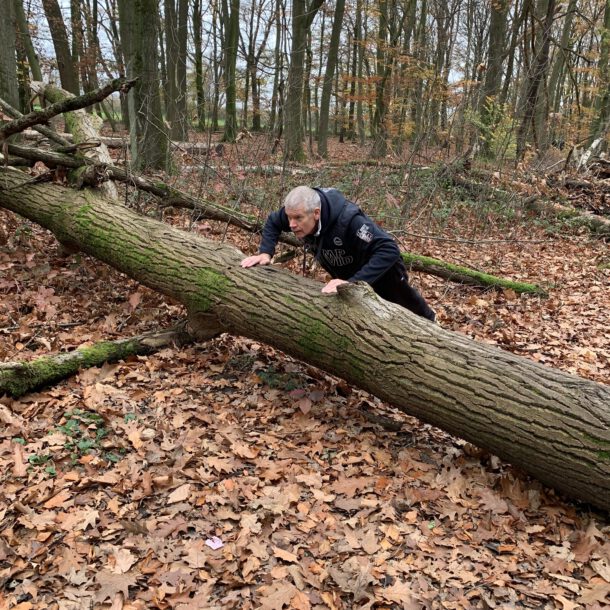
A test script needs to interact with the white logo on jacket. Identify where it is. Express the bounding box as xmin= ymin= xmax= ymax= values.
xmin=356 ymin=224 xmax=373 ymax=243
xmin=333 ymin=236 xmax=343 ymax=246
xmin=322 ymin=249 xmax=354 ymax=267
